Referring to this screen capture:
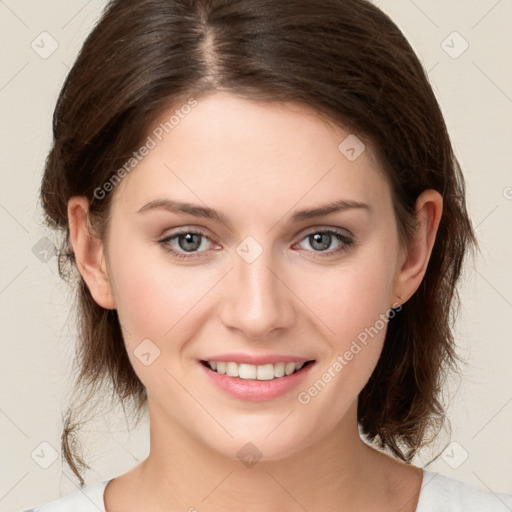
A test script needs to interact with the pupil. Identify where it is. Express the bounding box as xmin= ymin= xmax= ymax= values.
xmin=180 ymin=233 xmax=201 ymax=251
xmin=311 ymin=233 xmax=330 ymax=250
